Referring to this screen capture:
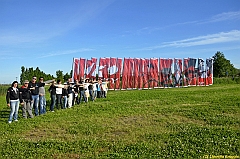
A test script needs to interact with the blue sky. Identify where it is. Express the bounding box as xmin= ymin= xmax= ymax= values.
xmin=0 ymin=0 xmax=240 ymax=84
